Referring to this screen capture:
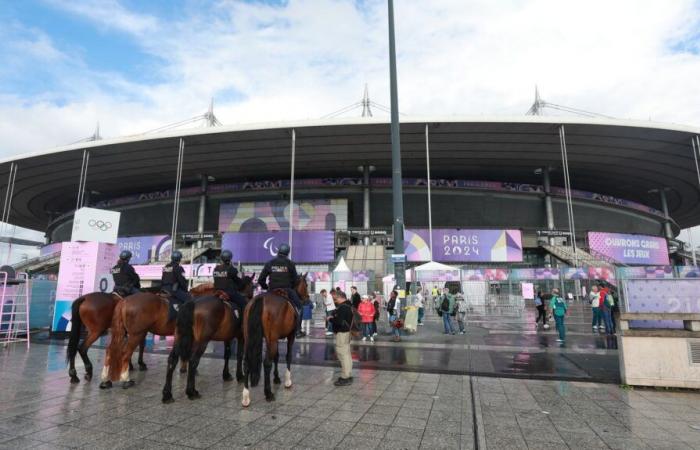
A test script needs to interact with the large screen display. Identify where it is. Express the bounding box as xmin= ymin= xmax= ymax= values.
xmin=404 ymin=229 xmax=522 ymax=262
xmin=222 ymin=230 xmax=335 ymax=263
xmin=219 ymin=199 xmax=347 ymax=232
xmin=588 ymin=232 xmax=669 ymax=265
